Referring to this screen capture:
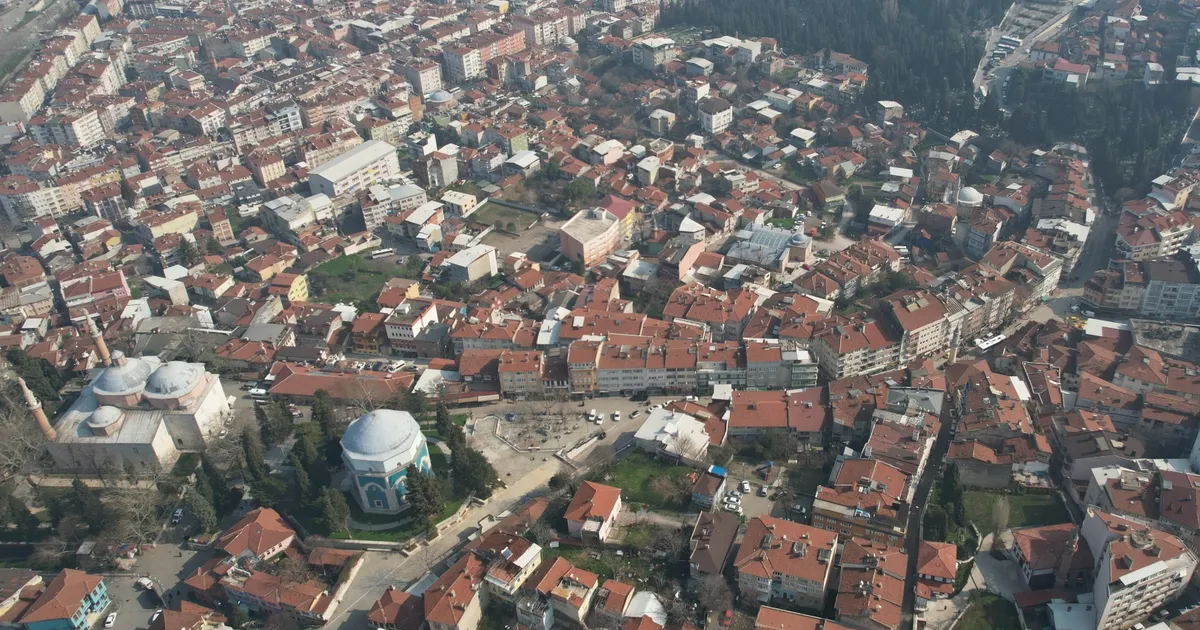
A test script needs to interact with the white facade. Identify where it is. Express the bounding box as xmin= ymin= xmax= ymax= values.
xmin=308 ymin=140 xmax=401 ymax=198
